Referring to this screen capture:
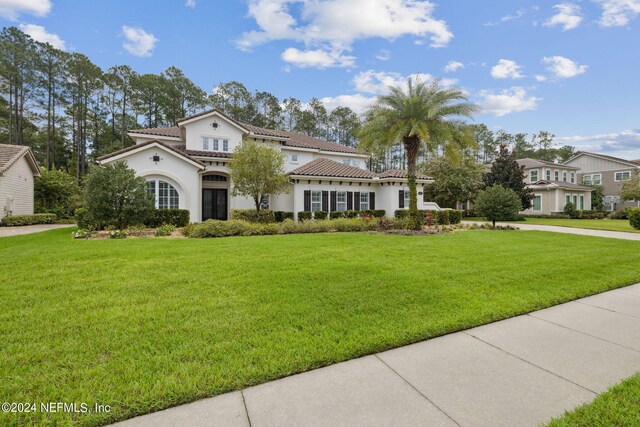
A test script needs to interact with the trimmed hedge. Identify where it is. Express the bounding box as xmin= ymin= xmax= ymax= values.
xmin=298 ymin=211 xmax=312 ymax=221
xmin=394 ymin=209 xmax=462 ymax=225
xmin=0 ymin=213 xmax=57 ymax=226
xmin=314 ymin=211 xmax=328 ymax=220
xmin=146 ymin=209 xmax=190 ymax=228
xmin=629 ymin=208 xmax=640 ymax=230
xmin=274 ymin=211 xmax=294 ymax=222
xmin=230 ymin=209 xmax=276 ymax=223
